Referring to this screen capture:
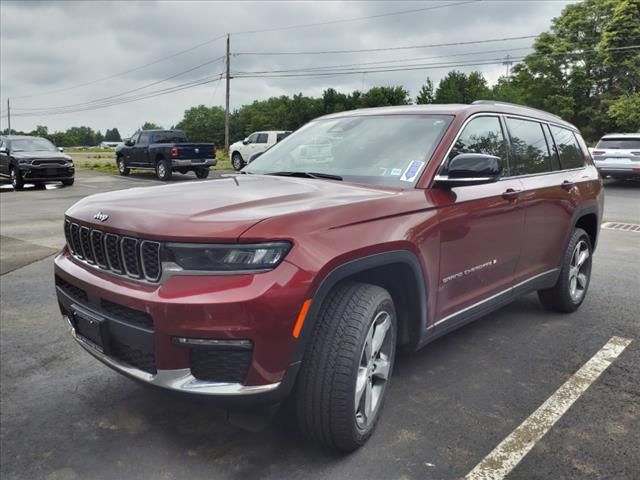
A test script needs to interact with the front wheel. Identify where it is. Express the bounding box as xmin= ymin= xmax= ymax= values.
xmin=10 ymin=167 xmax=24 ymax=191
xmin=232 ymin=152 xmax=245 ymax=171
xmin=155 ymin=159 xmax=172 ymax=181
xmin=195 ymin=167 xmax=210 ymax=179
xmin=538 ymin=227 xmax=593 ymax=313
xmin=117 ymin=157 xmax=130 ymax=176
xmin=295 ymin=282 xmax=396 ymax=451
xmin=61 ymin=178 xmax=74 ymax=186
